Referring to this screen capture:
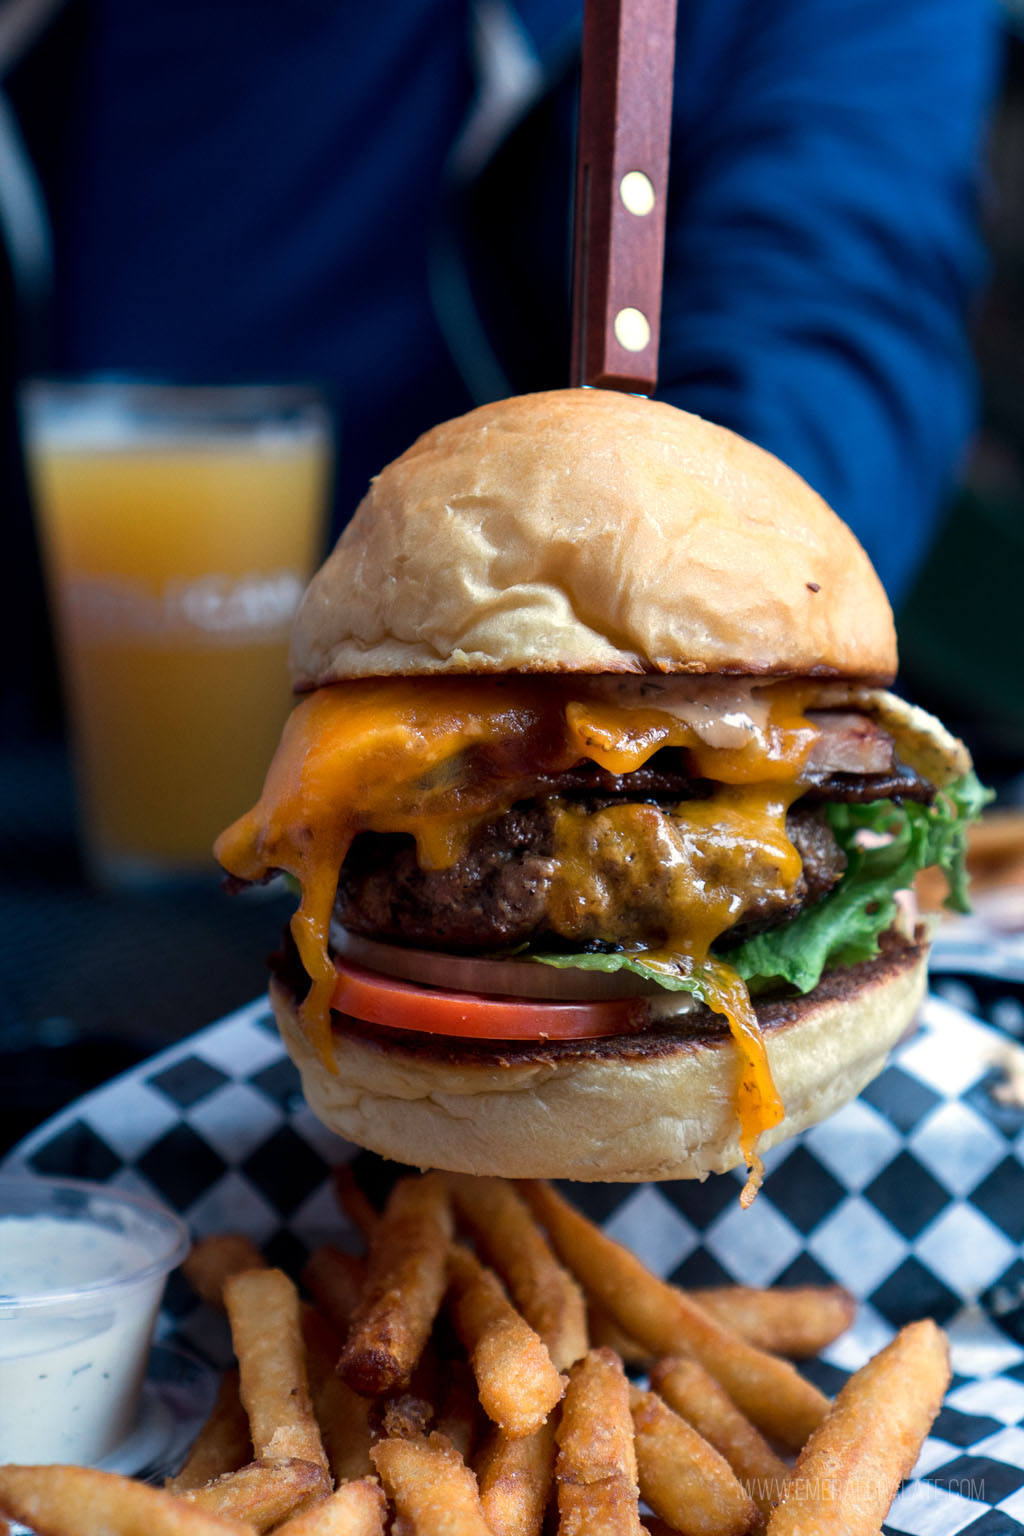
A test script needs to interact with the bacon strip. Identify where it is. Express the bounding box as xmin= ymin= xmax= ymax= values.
xmin=804 ymin=712 xmax=896 ymax=776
